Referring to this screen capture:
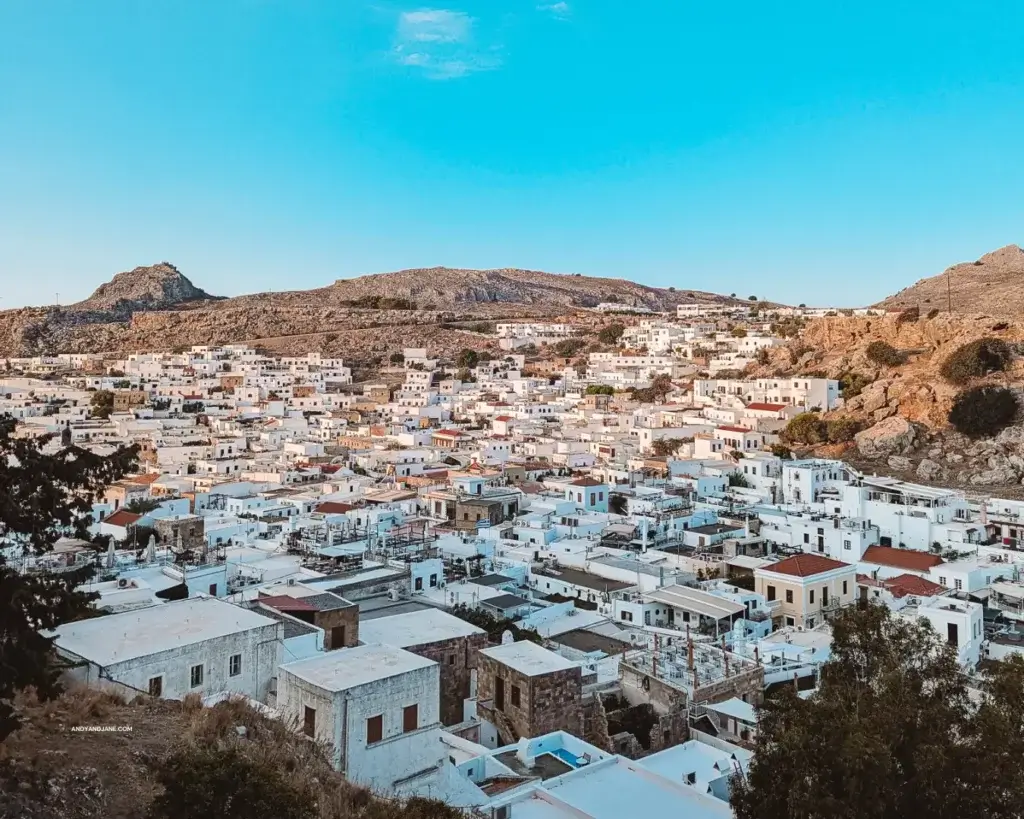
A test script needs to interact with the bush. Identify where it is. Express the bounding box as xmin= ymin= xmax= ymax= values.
xmin=780 ymin=412 xmax=827 ymax=445
xmin=388 ymin=352 xmax=404 ymax=364
xmin=839 ymin=371 xmax=873 ymax=398
xmin=926 ymin=308 xmax=940 ymax=319
xmin=553 ymin=338 xmax=586 ymax=357
xmin=597 ymin=323 xmax=626 ymax=345
xmin=948 ymin=386 xmax=1018 ymax=438
xmin=865 ymin=341 xmax=903 ymax=367
xmin=756 ymin=348 xmax=770 ymax=366
xmin=770 ymin=443 xmax=792 ymax=459
xmin=825 ymin=416 xmax=862 ymax=443
xmin=730 ymin=327 xmax=748 ymax=338
xmin=585 ymin=384 xmax=615 ymax=395
xmin=788 ymin=344 xmax=811 ymax=366
xmin=940 ymin=338 xmax=1013 ymax=384
xmin=895 ymin=306 xmax=919 ymax=326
